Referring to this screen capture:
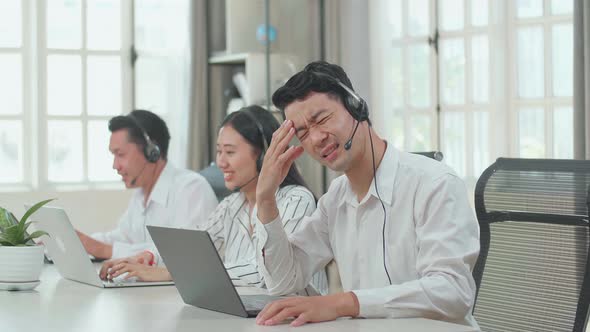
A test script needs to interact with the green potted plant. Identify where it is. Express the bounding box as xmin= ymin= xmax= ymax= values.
xmin=0 ymin=199 xmax=54 ymax=291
